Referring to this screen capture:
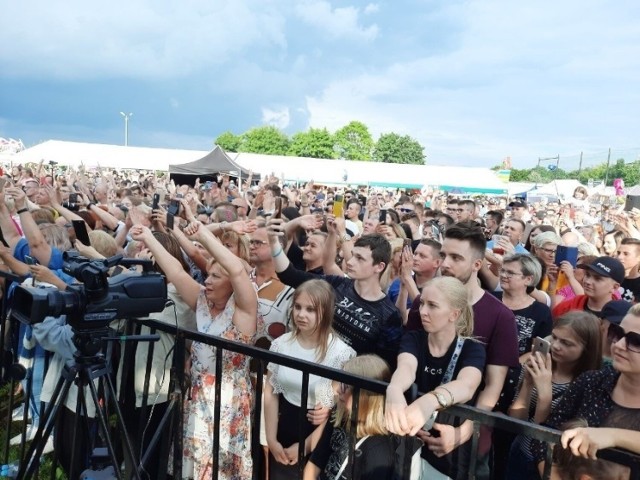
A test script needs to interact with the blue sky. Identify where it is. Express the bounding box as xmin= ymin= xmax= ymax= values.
xmin=1 ymin=0 xmax=639 ymax=168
